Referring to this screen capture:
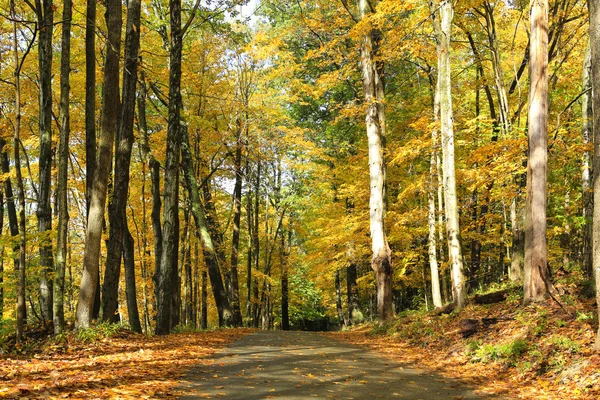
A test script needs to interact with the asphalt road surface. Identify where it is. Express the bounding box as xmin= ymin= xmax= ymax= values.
xmin=179 ymin=330 xmax=492 ymax=399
